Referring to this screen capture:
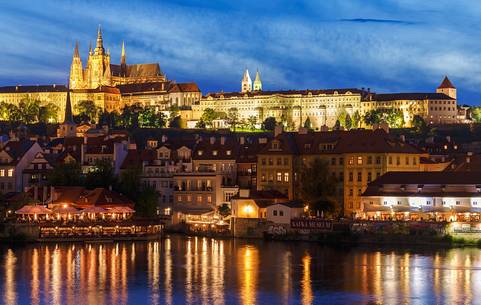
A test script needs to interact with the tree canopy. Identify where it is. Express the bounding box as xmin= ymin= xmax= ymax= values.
xmin=262 ymin=117 xmax=277 ymax=131
xmin=47 ymin=161 xmax=84 ymax=186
